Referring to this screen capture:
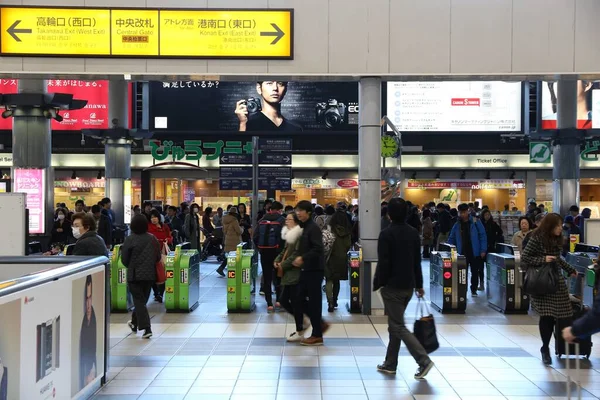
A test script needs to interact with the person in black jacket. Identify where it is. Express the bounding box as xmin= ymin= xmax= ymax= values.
xmin=436 ymin=203 xmax=452 ymax=249
xmin=373 ymin=198 xmax=434 ymax=379
xmin=563 ymin=289 xmax=600 ymax=343
xmin=121 ymin=214 xmax=162 ymax=339
xmin=92 ymin=205 xmax=112 ymax=249
xmin=71 ymin=213 xmax=109 ymax=257
xmin=480 ymin=209 xmax=504 ymax=291
xmin=293 ymin=200 xmax=330 ymax=346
